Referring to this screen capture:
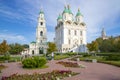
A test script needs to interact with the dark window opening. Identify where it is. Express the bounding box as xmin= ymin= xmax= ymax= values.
xmin=39 ymin=48 xmax=44 ymax=54
xmin=40 ymin=31 xmax=43 ymax=36
xmin=75 ymin=30 xmax=77 ymax=35
xmin=41 ymin=22 xmax=43 ymax=25
xmin=32 ymin=50 xmax=34 ymax=55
